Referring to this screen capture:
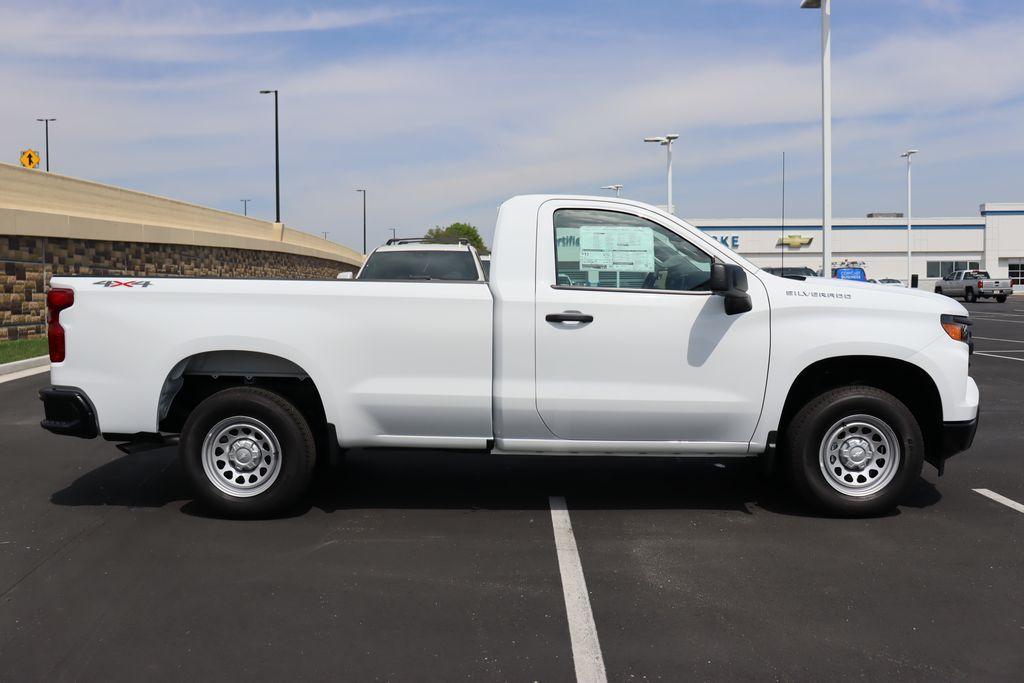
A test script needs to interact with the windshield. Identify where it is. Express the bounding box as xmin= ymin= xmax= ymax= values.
xmin=358 ymin=251 xmax=480 ymax=281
